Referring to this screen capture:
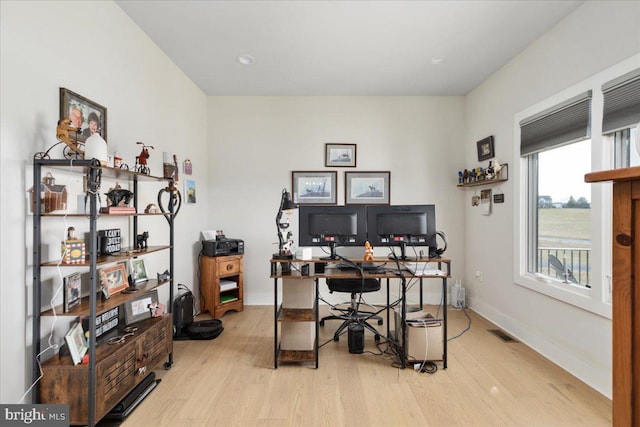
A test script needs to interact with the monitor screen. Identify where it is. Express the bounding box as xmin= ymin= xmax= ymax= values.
xmin=366 ymin=205 xmax=436 ymax=252
xmin=298 ymin=206 xmax=367 ymax=254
